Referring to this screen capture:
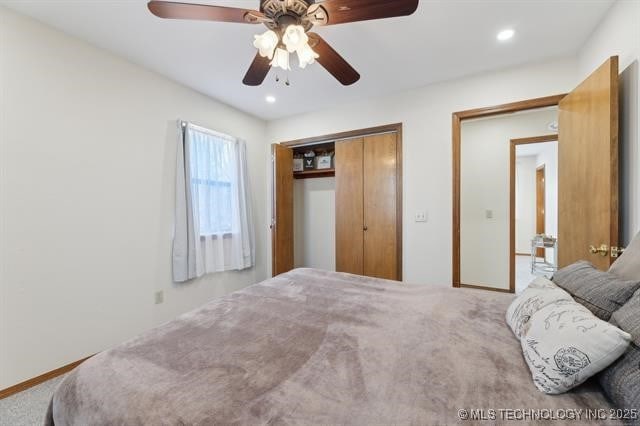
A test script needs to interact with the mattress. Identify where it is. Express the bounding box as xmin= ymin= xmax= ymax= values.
xmin=46 ymin=268 xmax=617 ymax=425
